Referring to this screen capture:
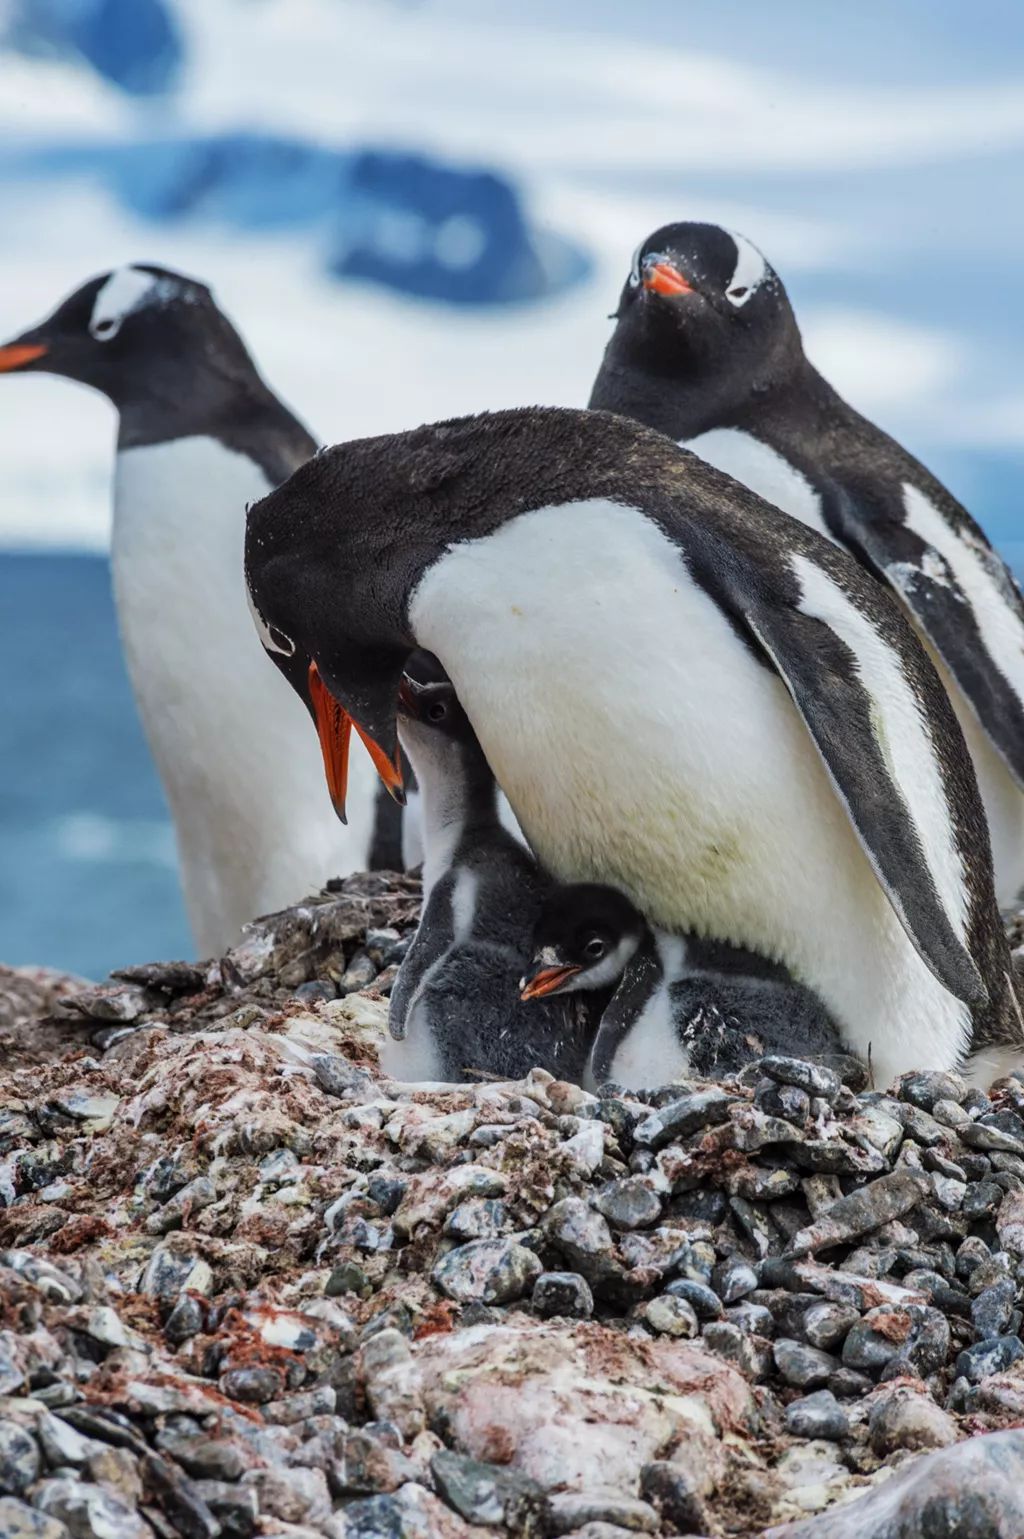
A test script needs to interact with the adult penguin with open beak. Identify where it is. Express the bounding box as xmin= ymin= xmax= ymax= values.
xmin=244 ymin=405 xmax=1023 ymax=1089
